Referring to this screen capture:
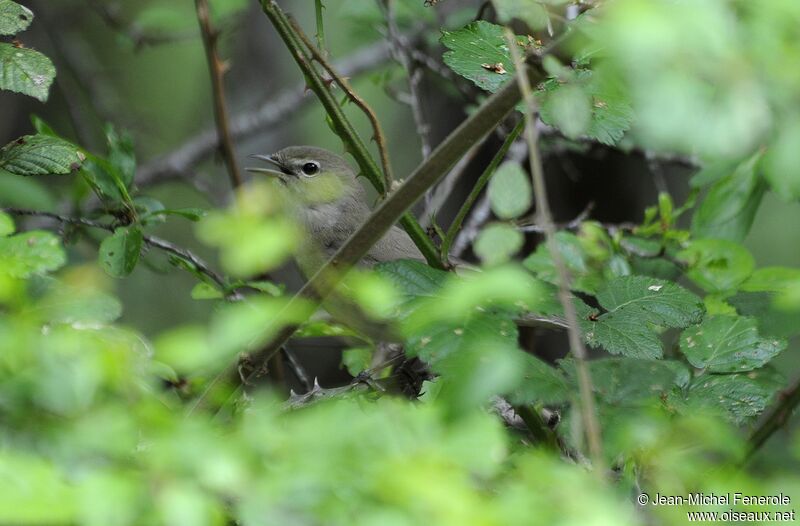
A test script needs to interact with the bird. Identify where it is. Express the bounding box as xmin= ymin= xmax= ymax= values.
xmin=246 ymin=145 xmax=423 ymax=274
